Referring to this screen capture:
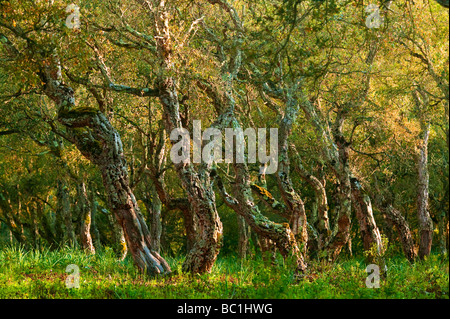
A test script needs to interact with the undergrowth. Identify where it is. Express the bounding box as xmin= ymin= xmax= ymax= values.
xmin=0 ymin=245 xmax=448 ymax=299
